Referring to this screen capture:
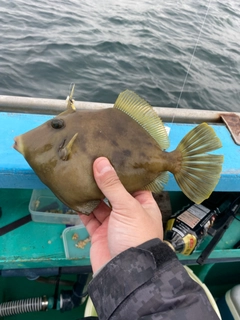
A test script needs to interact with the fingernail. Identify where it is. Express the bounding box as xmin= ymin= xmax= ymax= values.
xmin=95 ymin=157 xmax=113 ymax=174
